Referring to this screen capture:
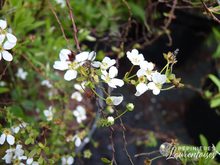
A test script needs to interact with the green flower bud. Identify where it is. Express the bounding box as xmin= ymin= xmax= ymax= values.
xmin=126 ymin=103 xmax=134 ymax=111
